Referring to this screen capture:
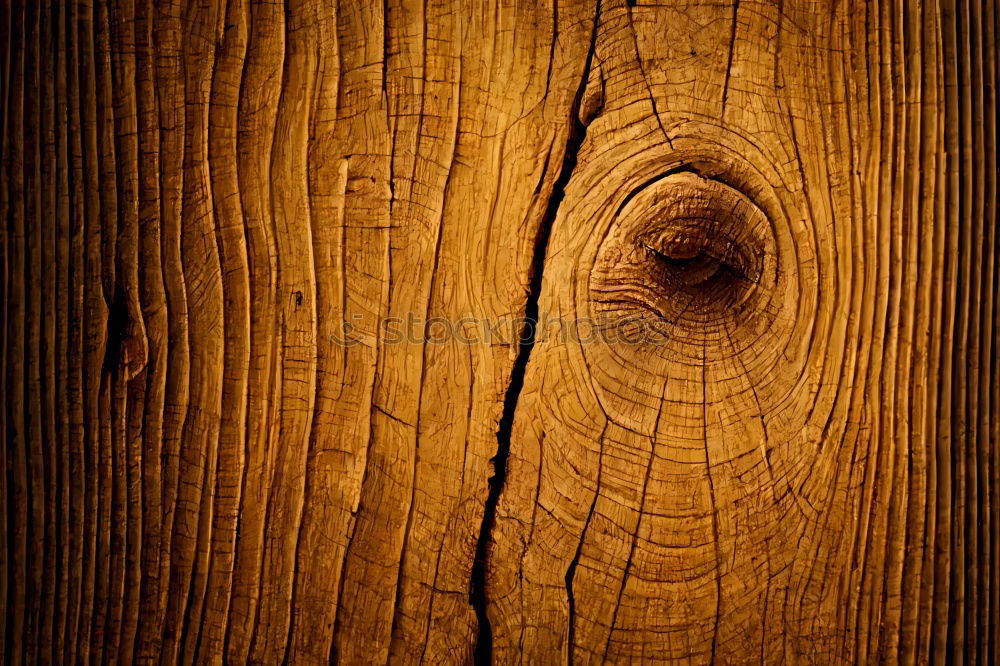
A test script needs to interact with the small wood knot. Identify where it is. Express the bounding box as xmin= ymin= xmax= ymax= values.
xmin=588 ymin=168 xmax=779 ymax=362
